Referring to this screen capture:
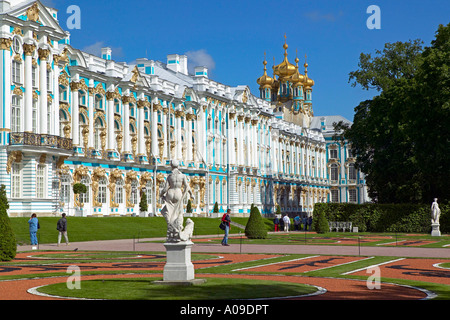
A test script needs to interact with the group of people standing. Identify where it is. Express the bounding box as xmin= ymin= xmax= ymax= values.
xmin=28 ymin=213 xmax=70 ymax=247
xmin=273 ymin=214 xmax=312 ymax=232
